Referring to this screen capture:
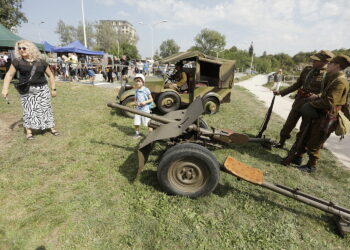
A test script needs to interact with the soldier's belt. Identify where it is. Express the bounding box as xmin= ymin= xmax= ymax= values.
xmin=297 ymin=89 xmax=312 ymax=98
